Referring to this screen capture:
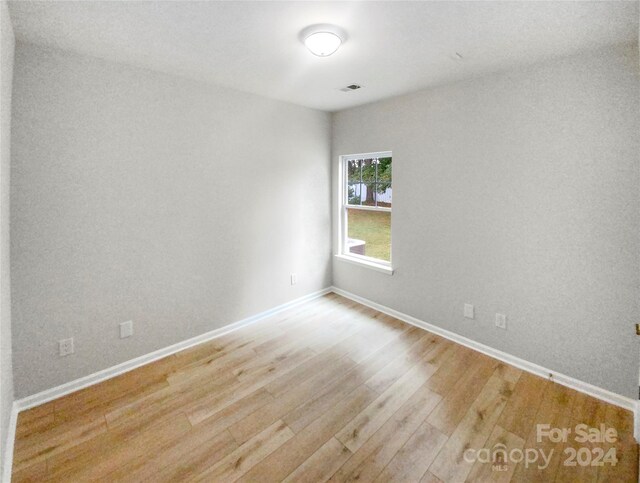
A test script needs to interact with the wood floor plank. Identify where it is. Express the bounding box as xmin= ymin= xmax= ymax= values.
xmin=571 ymin=392 xmax=609 ymax=428
xmin=237 ymin=385 xmax=379 ymax=482
xmin=229 ymin=352 xmax=356 ymax=444
xmin=375 ymin=420 xmax=447 ymax=482
xmin=10 ymin=459 xmax=46 ymax=483
xmin=596 ymin=404 xmax=639 ymax=482
xmin=428 ymin=370 xmax=519 ymax=482
xmin=46 ymin=413 xmax=192 ymax=482
xmin=184 ymin=347 xmax=316 ymax=425
xmin=495 ymin=371 xmax=549 ymax=440
xmin=53 ymin=355 xmax=178 ymax=421
xmin=166 ymin=345 xmax=257 ymax=387
xmin=15 ymin=403 xmax=54 ymax=441
xmin=106 ymin=338 xmax=305 ymax=435
xmin=105 ymin=368 xmax=238 ymax=433
xmin=171 ymin=323 xmax=282 ymax=370
xmin=364 ymin=331 xmax=441 ymax=394
xmin=192 ymin=420 xmax=294 ymax=482
xmin=596 ymin=440 xmax=639 ymax=483
xmin=510 ymin=381 xmax=577 ymax=482
xmin=328 ymin=383 xmax=442 ymax=482
xmin=263 ymin=346 xmax=357 ymax=399
xmin=335 ymin=356 xmax=438 ymax=453
xmin=304 ymin=311 xmax=372 ymax=354
xmin=15 ymin=410 xmax=55 ymax=441
xmin=553 ymin=392 xmax=610 ymax=483
xmin=423 ymin=343 xmax=478 ymax=396
xmin=254 ymin=298 xmax=365 ymax=348
xmin=233 ymin=346 xmax=315 ymax=382
xmin=340 ymin=314 xmax=412 ymax=364
xmin=282 ymin=327 xmax=432 ymax=434
xmin=282 ymin=437 xmax=352 ymax=483
xmin=426 ymin=353 xmax=499 ymax=436
xmin=187 ymin=387 xmax=274 ymax=434
xmin=172 ymin=295 xmax=334 ymax=371
xmin=16 ymin=402 xmax=53 ymax=422
xmin=120 ymin=429 xmax=238 ymax=482
xmin=603 ymin=403 xmax=636 ymax=444
xmin=554 ymin=434 xmax=598 ymax=483
xmin=420 ymin=472 xmax=443 ymax=483
xmin=13 ymin=413 xmax=107 ymax=472
xmin=464 ymin=424 xmax=525 ymax=483
xmin=493 ymin=362 xmax=522 ymax=384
